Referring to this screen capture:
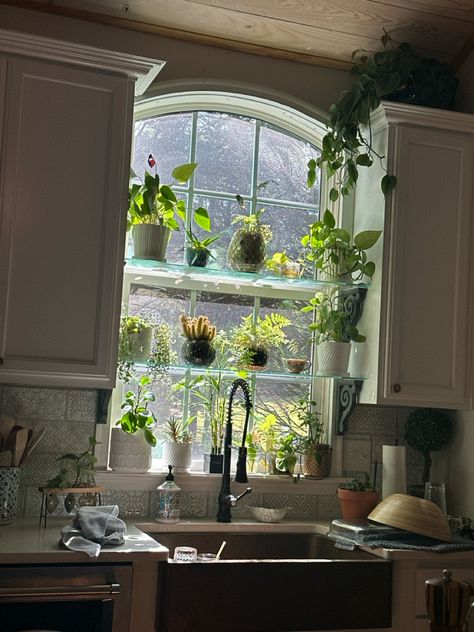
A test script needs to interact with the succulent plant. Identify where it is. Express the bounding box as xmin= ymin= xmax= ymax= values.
xmin=180 ymin=315 xmax=217 ymax=342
